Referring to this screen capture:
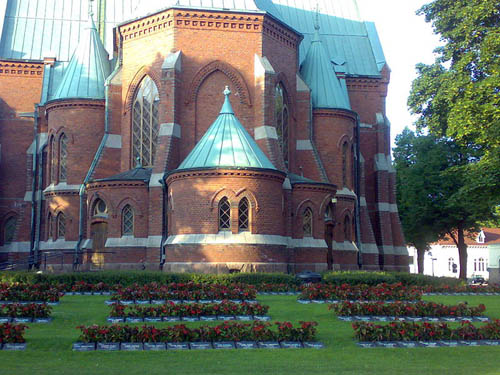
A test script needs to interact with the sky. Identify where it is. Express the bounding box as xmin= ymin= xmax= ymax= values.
xmin=356 ymin=0 xmax=441 ymax=151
